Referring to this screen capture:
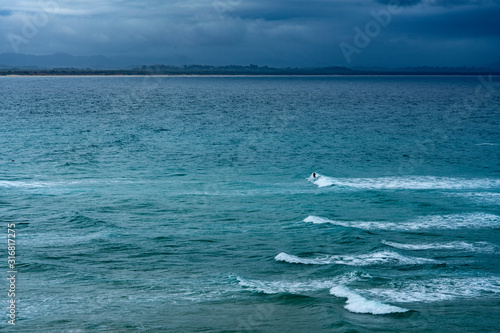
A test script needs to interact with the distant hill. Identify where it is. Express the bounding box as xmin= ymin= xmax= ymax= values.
xmin=0 ymin=53 xmax=498 ymax=75
xmin=352 ymin=66 xmax=494 ymax=73
xmin=0 ymin=53 xmax=118 ymax=69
